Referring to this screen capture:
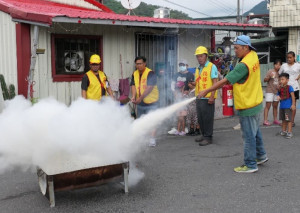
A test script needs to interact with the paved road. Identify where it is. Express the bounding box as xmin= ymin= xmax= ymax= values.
xmin=1 ymin=110 xmax=300 ymax=213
